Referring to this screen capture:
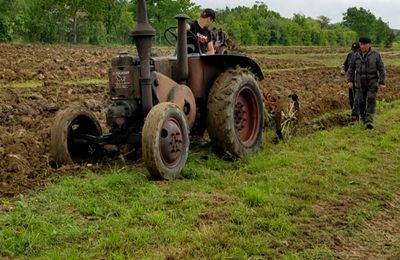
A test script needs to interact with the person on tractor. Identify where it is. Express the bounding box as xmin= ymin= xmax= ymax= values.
xmin=186 ymin=8 xmax=216 ymax=55
xmin=218 ymin=28 xmax=226 ymax=45
xmin=211 ymin=27 xmax=218 ymax=44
